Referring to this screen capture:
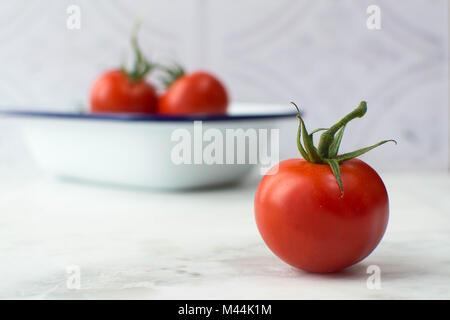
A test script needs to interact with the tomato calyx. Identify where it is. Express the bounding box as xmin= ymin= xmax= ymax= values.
xmin=158 ymin=63 xmax=186 ymax=89
xmin=291 ymin=101 xmax=397 ymax=196
xmin=121 ymin=23 xmax=154 ymax=83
